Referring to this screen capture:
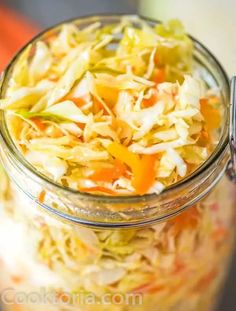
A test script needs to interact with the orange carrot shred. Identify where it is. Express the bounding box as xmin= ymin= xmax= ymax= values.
xmin=211 ymin=227 xmax=229 ymax=242
xmin=93 ymin=97 xmax=110 ymax=115
xmin=76 ymin=122 xmax=85 ymax=130
xmin=132 ymin=154 xmax=157 ymax=195
xmin=70 ymin=97 xmax=87 ymax=108
xmin=200 ymin=98 xmax=221 ymax=130
xmin=194 ymin=269 xmax=218 ymax=292
xmin=152 ymin=68 xmax=165 ymax=84
xmin=38 ymin=190 xmax=46 ymax=204
xmin=107 ymin=143 xmax=157 ymax=195
xmin=142 ymin=89 xmax=159 ymax=108
xmin=170 ymin=206 xmax=200 ymax=235
xmin=96 ymin=85 xmax=118 ymax=104
xmin=132 ymin=282 xmax=165 ymax=294
xmin=90 ymin=160 xmax=126 ymax=182
xmin=11 ymin=275 xmax=23 ymax=284
xmin=31 ymin=117 xmax=46 ymax=131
